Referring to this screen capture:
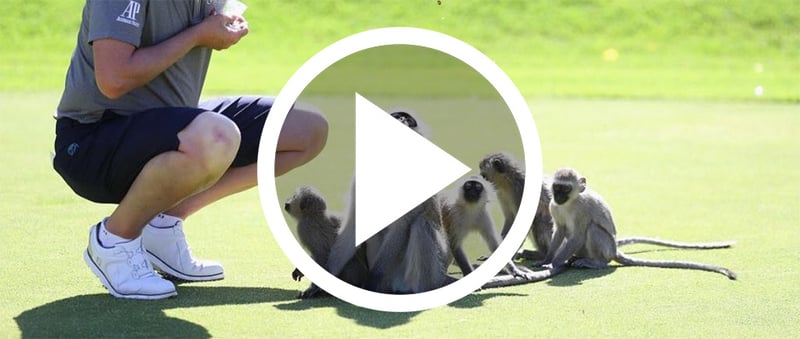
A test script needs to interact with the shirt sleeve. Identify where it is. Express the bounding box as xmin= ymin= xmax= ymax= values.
xmin=86 ymin=0 xmax=149 ymax=47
